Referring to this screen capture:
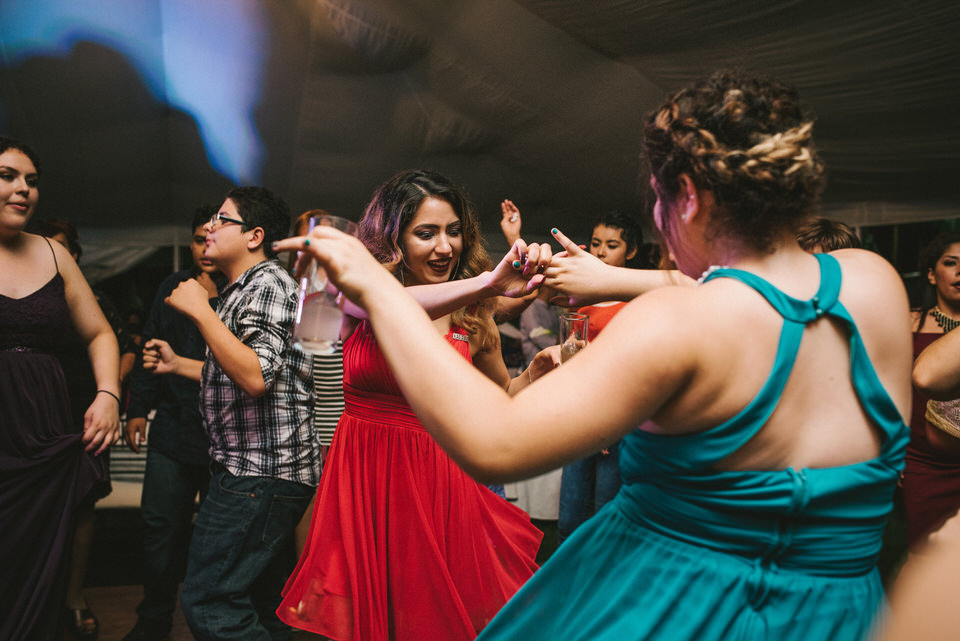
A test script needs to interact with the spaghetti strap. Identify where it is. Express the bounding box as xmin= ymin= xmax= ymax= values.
xmin=40 ymin=236 xmax=60 ymax=274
